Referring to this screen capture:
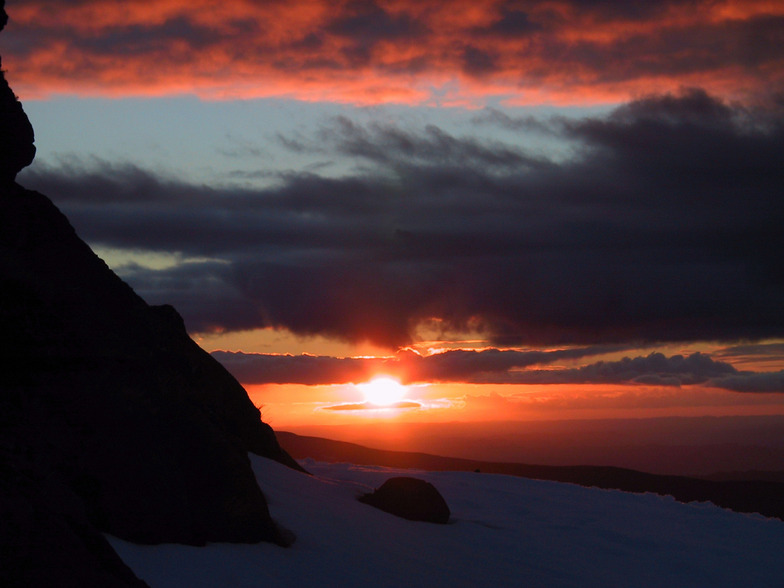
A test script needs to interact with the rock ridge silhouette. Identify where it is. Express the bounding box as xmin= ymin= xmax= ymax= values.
xmin=1 ymin=2 xmax=299 ymax=585
xmin=0 ymin=0 xmax=35 ymax=183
